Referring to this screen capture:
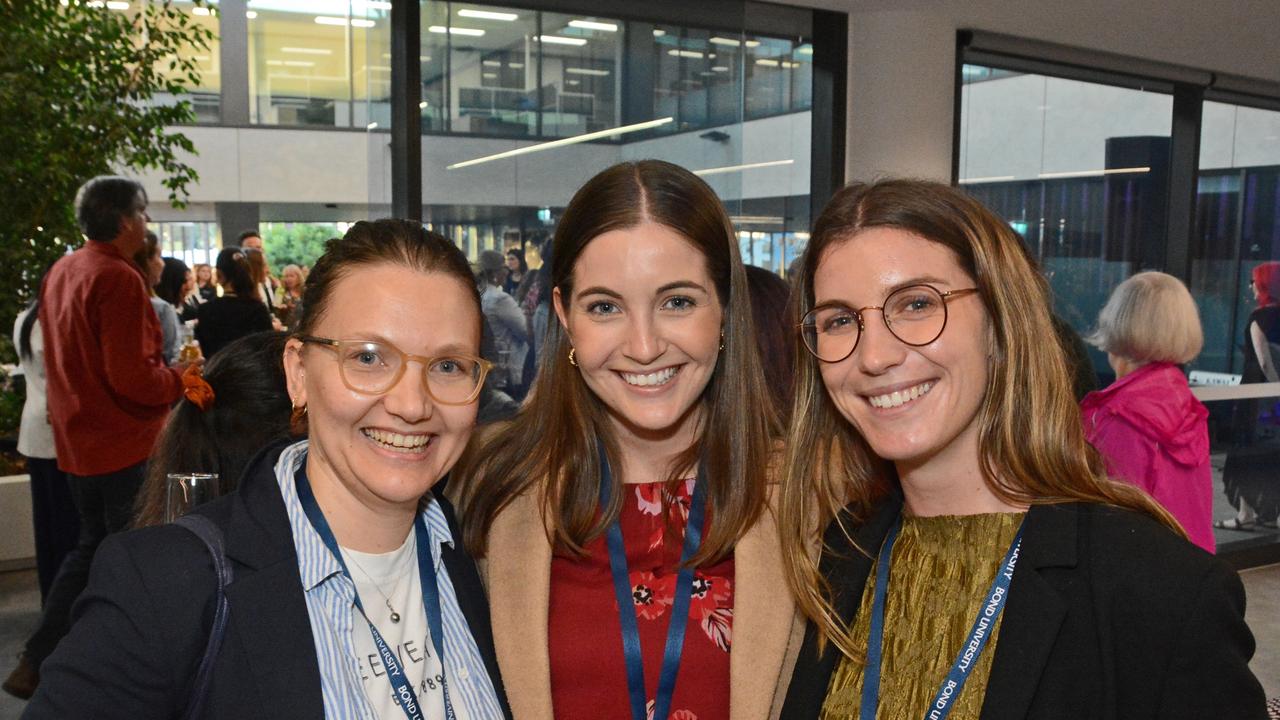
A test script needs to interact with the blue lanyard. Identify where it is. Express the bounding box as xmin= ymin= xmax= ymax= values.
xmin=294 ymin=464 xmax=456 ymax=720
xmin=599 ymin=447 xmax=707 ymax=720
xmin=860 ymin=516 xmax=1025 ymax=720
